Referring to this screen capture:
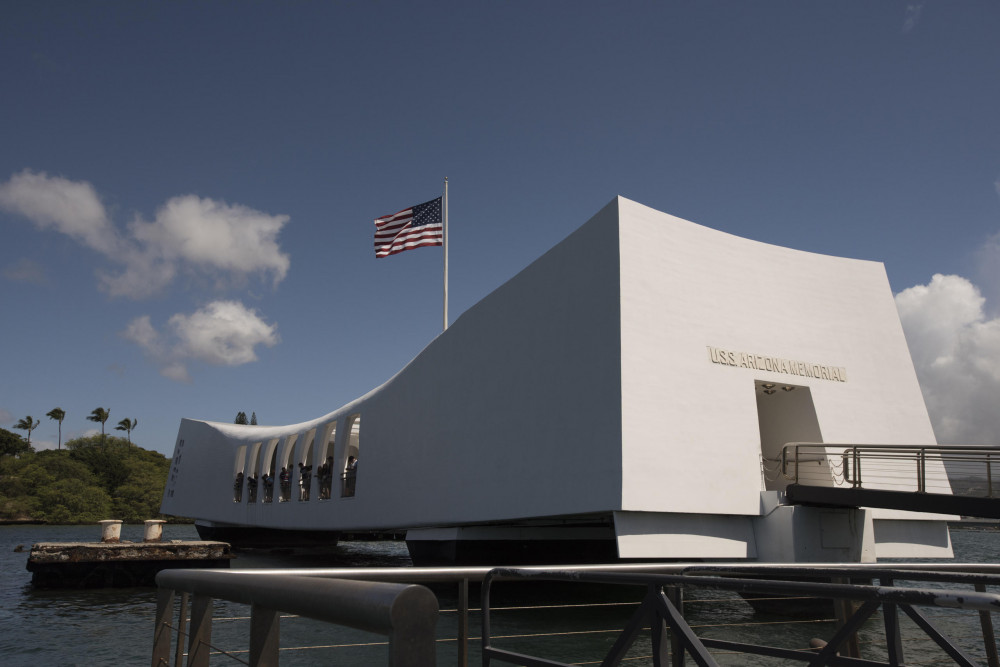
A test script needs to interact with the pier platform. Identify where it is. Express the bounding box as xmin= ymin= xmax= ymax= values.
xmin=27 ymin=540 xmax=233 ymax=588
